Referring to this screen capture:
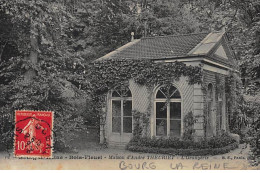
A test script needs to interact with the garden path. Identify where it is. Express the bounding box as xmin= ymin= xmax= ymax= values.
xmin=1 ymin=143 xmax=259 ymax=169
